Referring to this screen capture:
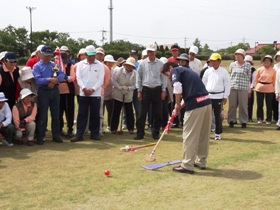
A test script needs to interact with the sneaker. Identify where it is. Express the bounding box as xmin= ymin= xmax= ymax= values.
xmin=257 ymin=120 xmax=262 ymax=124
xmin=276 ymin=121 xmax=280 ymax=127
xmin=173 ymin=165 xmax=194 ymax=174
xmin=266 ymin=121 xmax=271 ymax=125
xmin=214 ymin=134 xmax=221 ymax=140
xmin=2 ymin=139 xmax=14 ymax=147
